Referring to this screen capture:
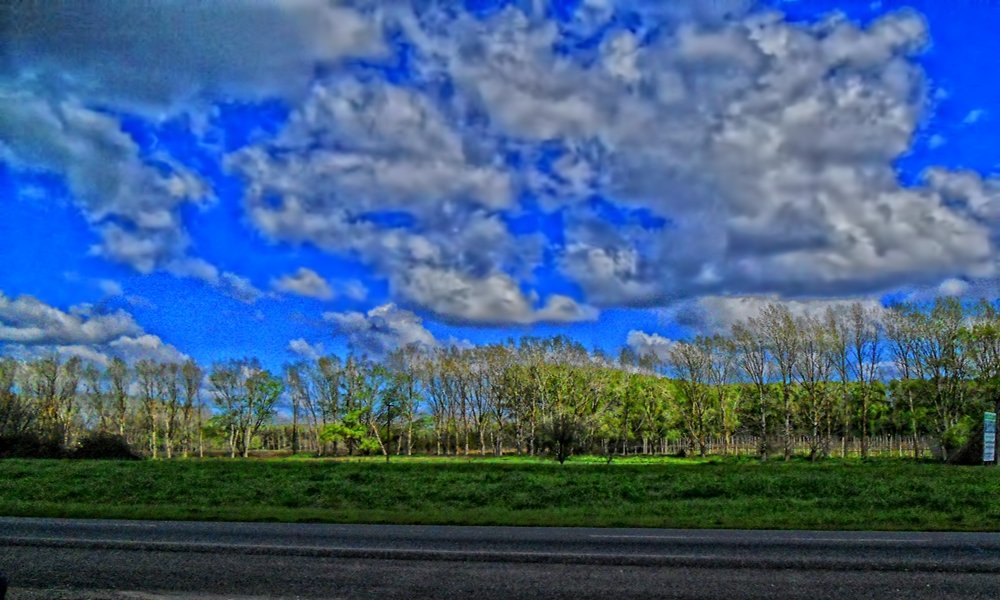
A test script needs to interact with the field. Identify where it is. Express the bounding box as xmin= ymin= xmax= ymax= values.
xmin=2 ymin=457 xmax=1000 ymax=531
